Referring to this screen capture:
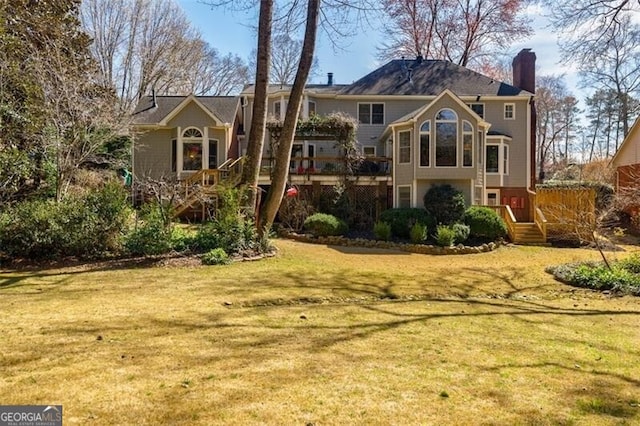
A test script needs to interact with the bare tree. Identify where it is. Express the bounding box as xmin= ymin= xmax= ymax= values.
xmin=536 ymin=75 xmax=581 ymax=181
xmin=377 ymin=0 xmax=532 ymax=67
xmin=80 ymin=0 xmax=249 ymax=114
xmin=259 ymin=0 xmax=321 ymax=234
xmin=250 ymin=33 xmax=320 ymax=86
